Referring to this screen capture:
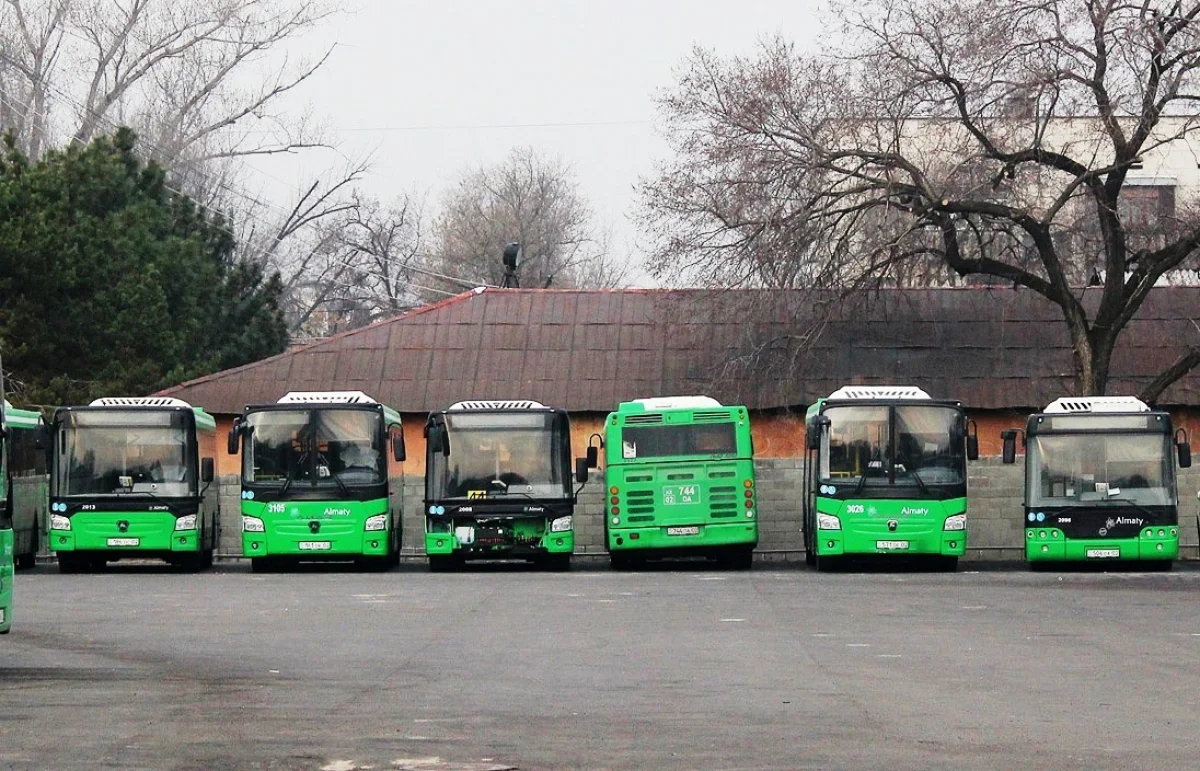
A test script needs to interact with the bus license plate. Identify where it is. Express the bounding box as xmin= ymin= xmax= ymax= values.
xmin=106 ymin=538 xmax=139 ymax=547
xmin=299 ymin=541 xmax=331 ymax=551
xmin=667 ymin=526 xmax=701 ymax=536
xmin=1086 ymin=549 xmax=1120 ymax=559
xmin=876 ymin=540 xmax=909 ymax=550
